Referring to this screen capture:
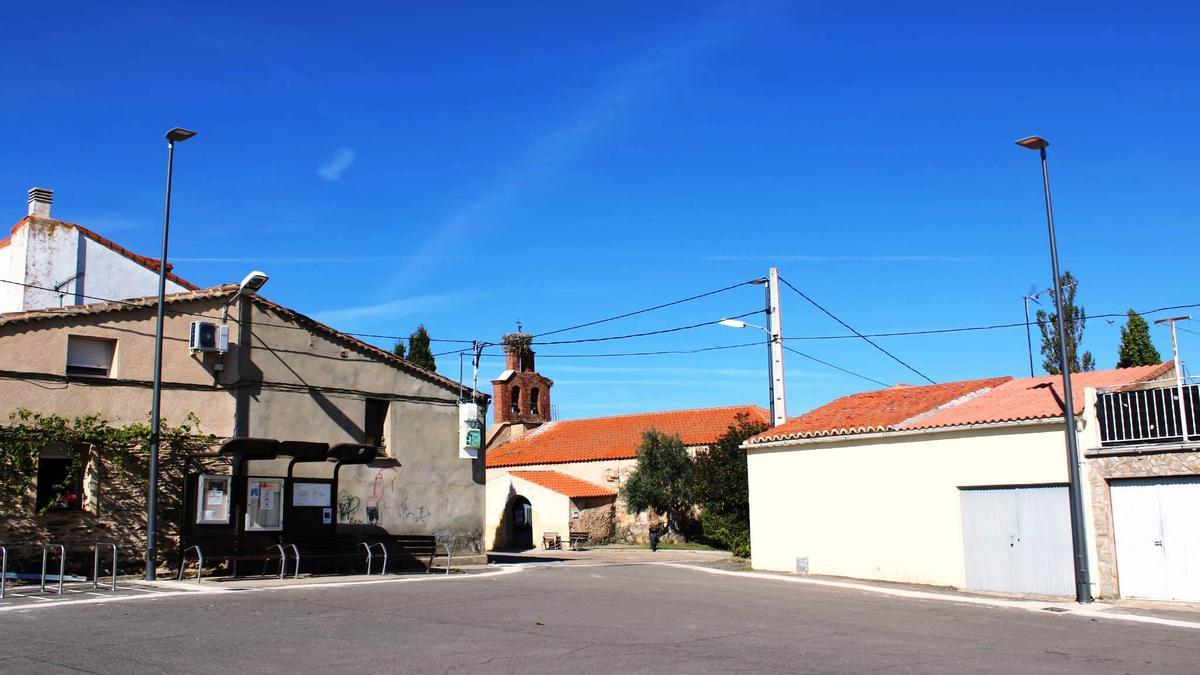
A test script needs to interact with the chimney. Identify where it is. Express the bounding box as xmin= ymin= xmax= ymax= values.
xmin=27 ymin=187 xmax=53 ymax=218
